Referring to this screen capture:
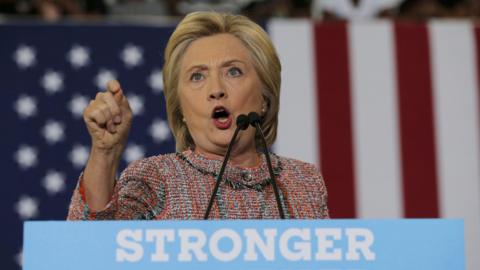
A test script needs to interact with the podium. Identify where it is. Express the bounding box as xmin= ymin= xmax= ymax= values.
xmin=24 ymin=219 xmax=464 ymax=270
